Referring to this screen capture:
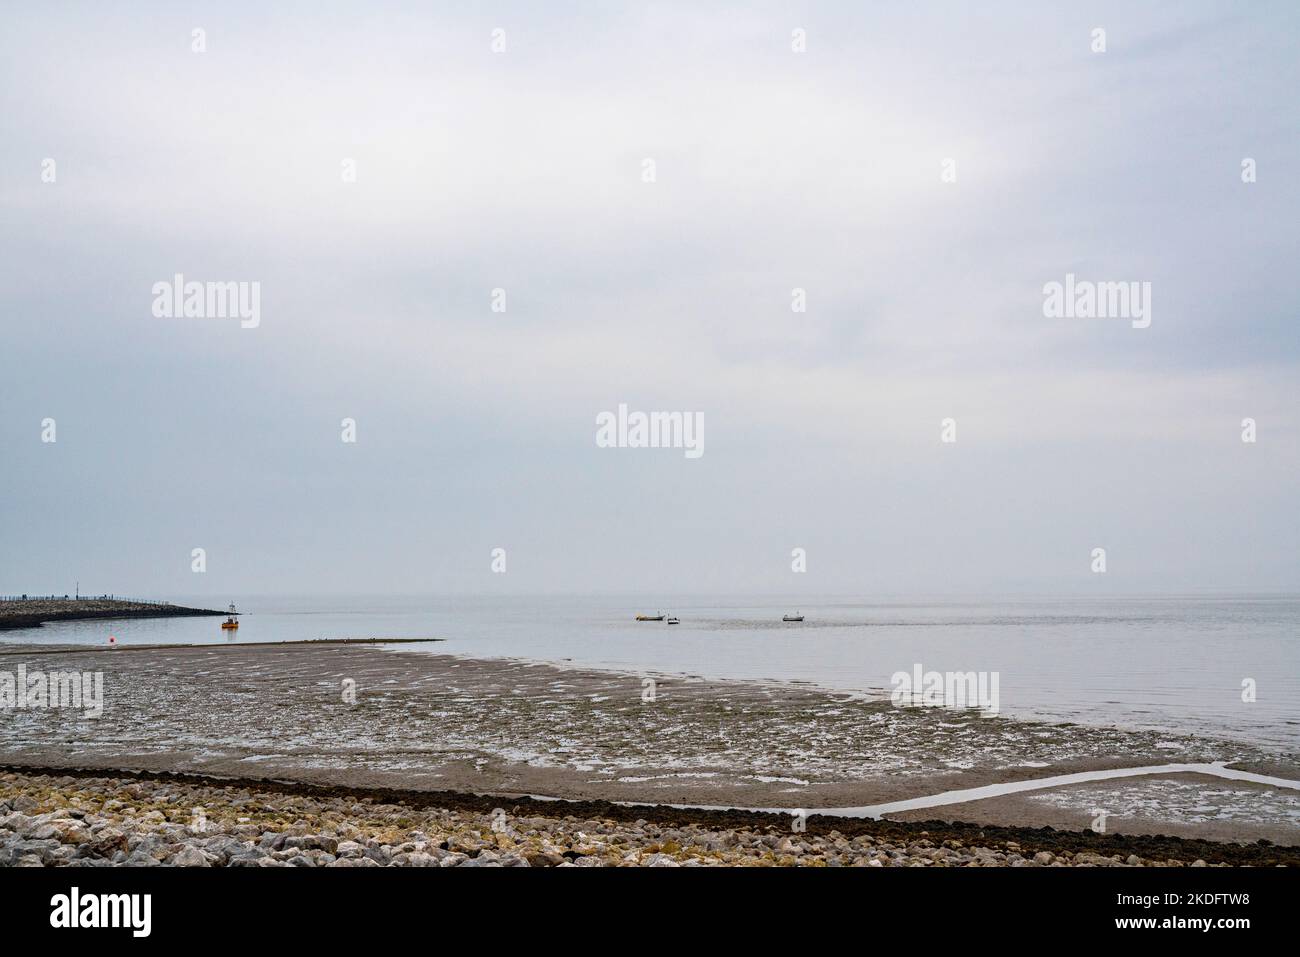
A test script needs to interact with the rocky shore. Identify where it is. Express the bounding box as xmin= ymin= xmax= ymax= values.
xmin=2 ymin=768 xmax=1290 ymax=868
